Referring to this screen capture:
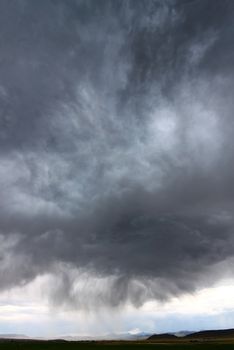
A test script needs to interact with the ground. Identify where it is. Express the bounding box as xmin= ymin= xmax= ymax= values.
xmin=1 ymin=340 xmax=234 ymax=350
